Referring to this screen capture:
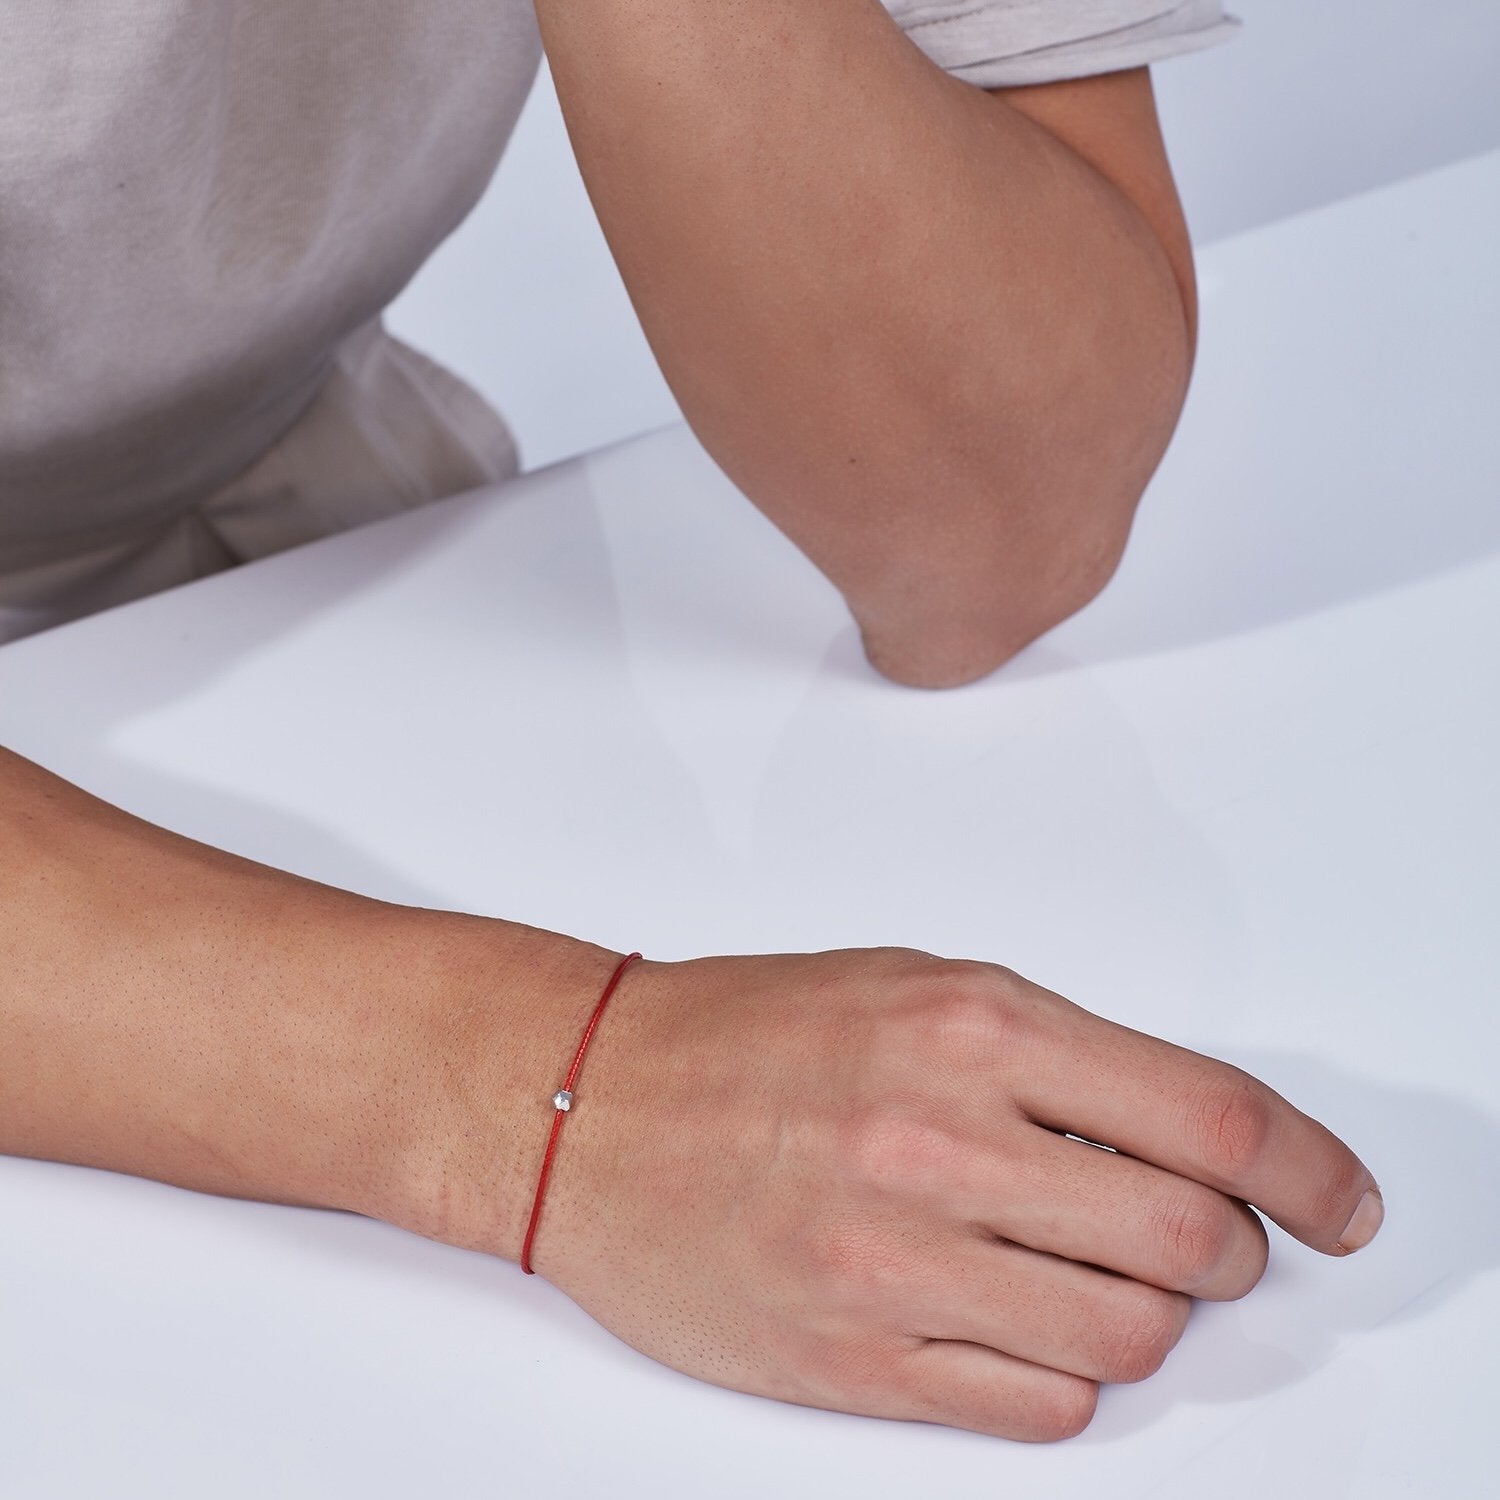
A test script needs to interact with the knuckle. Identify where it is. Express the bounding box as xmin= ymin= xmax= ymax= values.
xmin=1156 ymin=1192 xmax=1235 ymax=1290
xmin=1100 ymin=1296 xmax=1182 ymax=1384
xmin=870 ymin=944 xmax=943 ymax=972
xmin=802 ymin=1217 xmax=912 ymax=1306
xmin=1028 ymin=1377 xmax=1100 ymax=1442
xmin=804 ymin=1218 xmax=875 ymax=1282
xmin=1184 ymin=1073 xmax=1274 ymax=1181
xmin=905 ymin=963 xmax=1029 ymax=1065
xmin=840 ymin=1108 xmax=962 ymax=1196
xmin=928 ymin=991 xmax=1005 ymax=1057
